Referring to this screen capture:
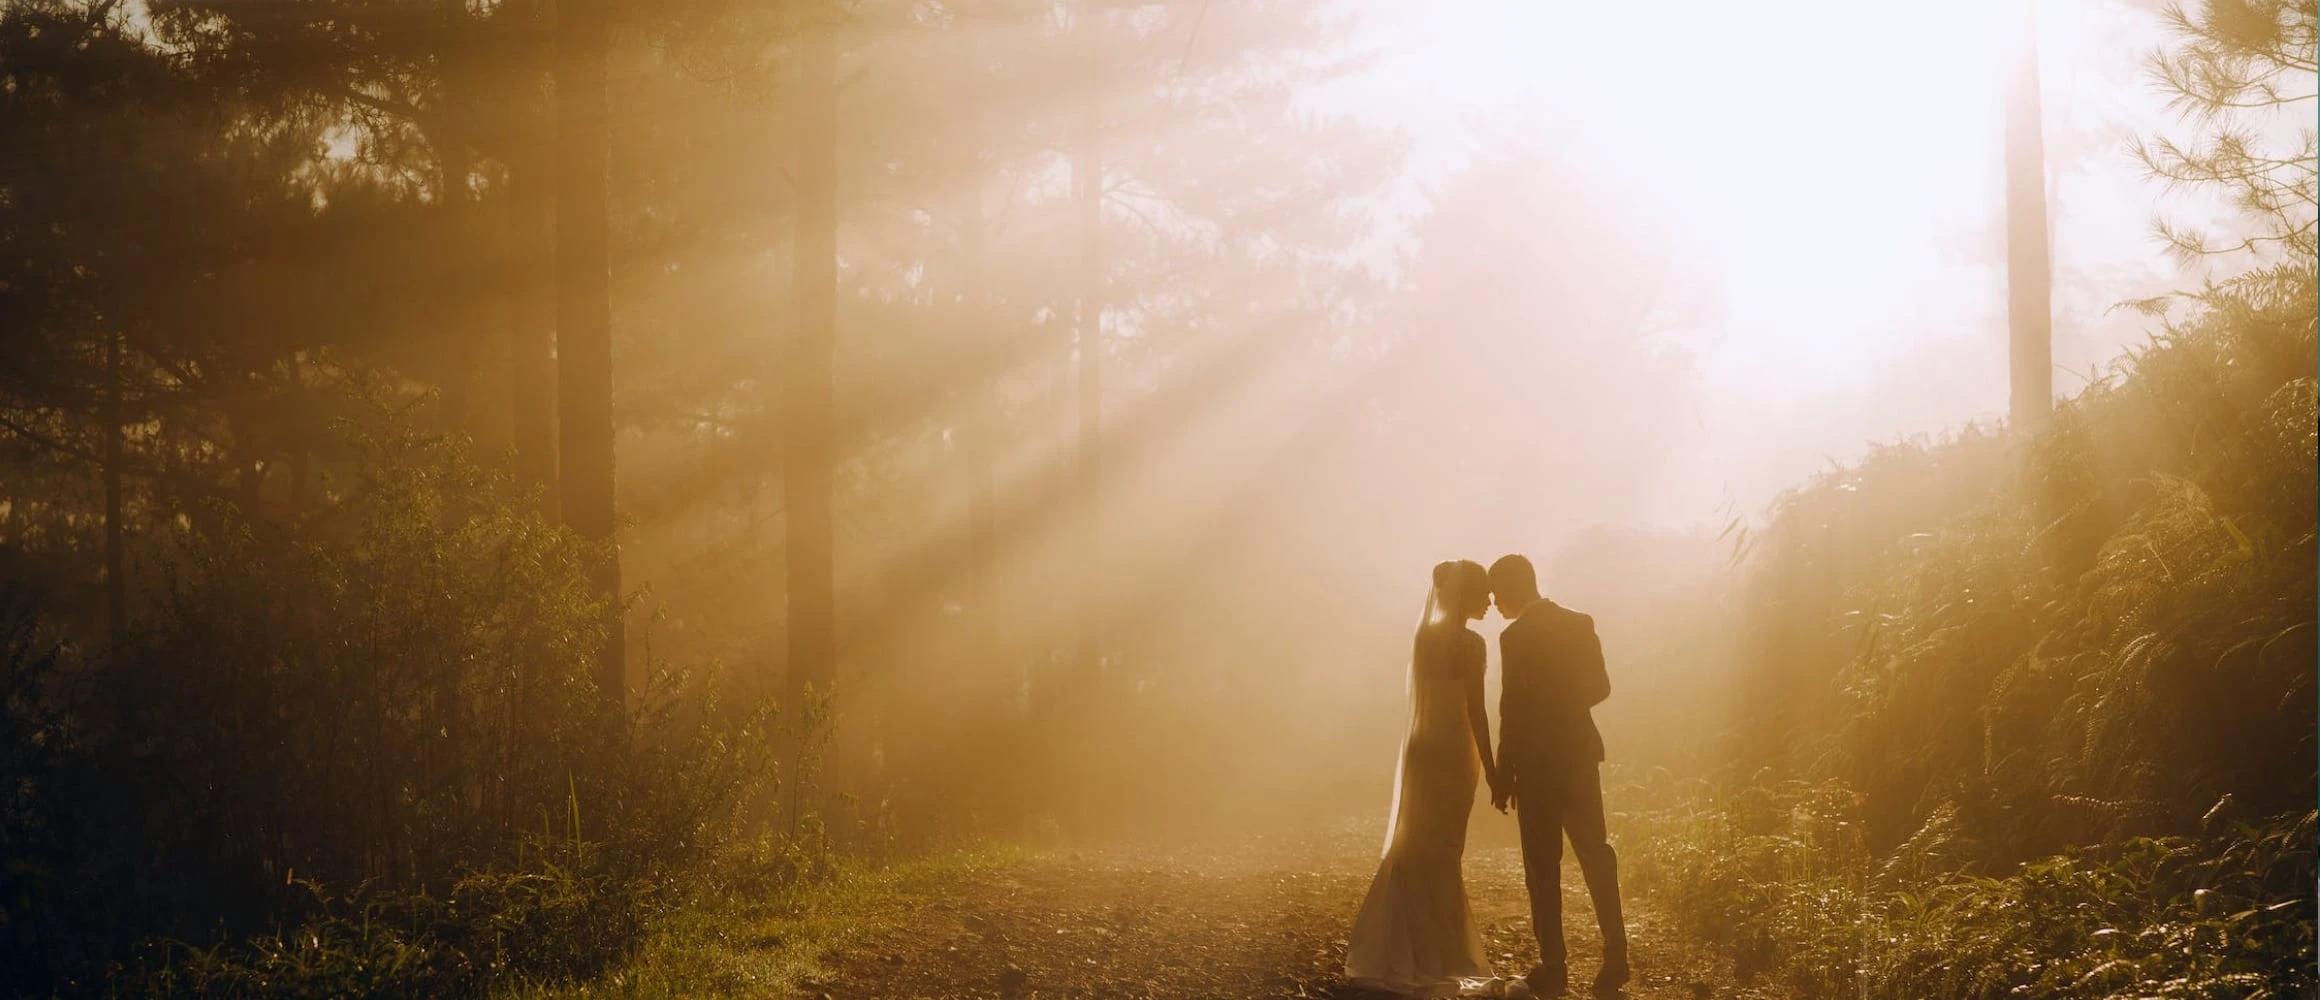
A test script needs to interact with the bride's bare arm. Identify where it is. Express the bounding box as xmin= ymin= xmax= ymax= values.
xmin=1460 ymin=637 xmax=1498 ymax=791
